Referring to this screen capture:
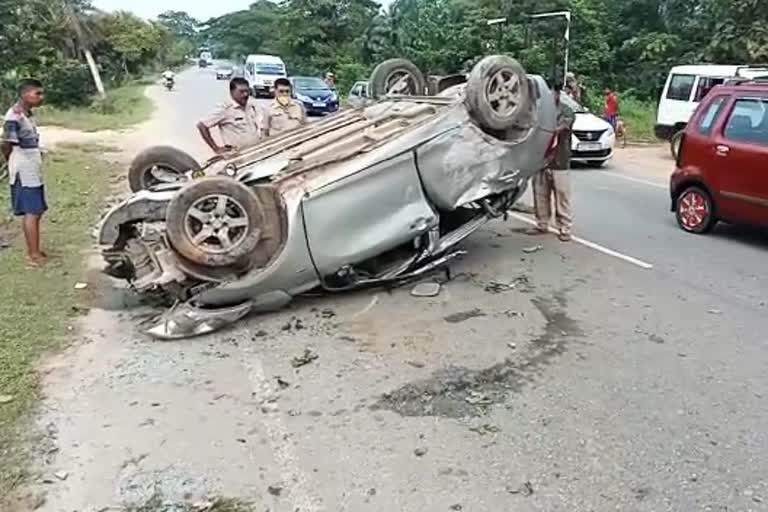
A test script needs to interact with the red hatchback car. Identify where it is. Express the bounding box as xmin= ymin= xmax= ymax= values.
xmin=670 ymin=80 xmax=768 ymax=233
